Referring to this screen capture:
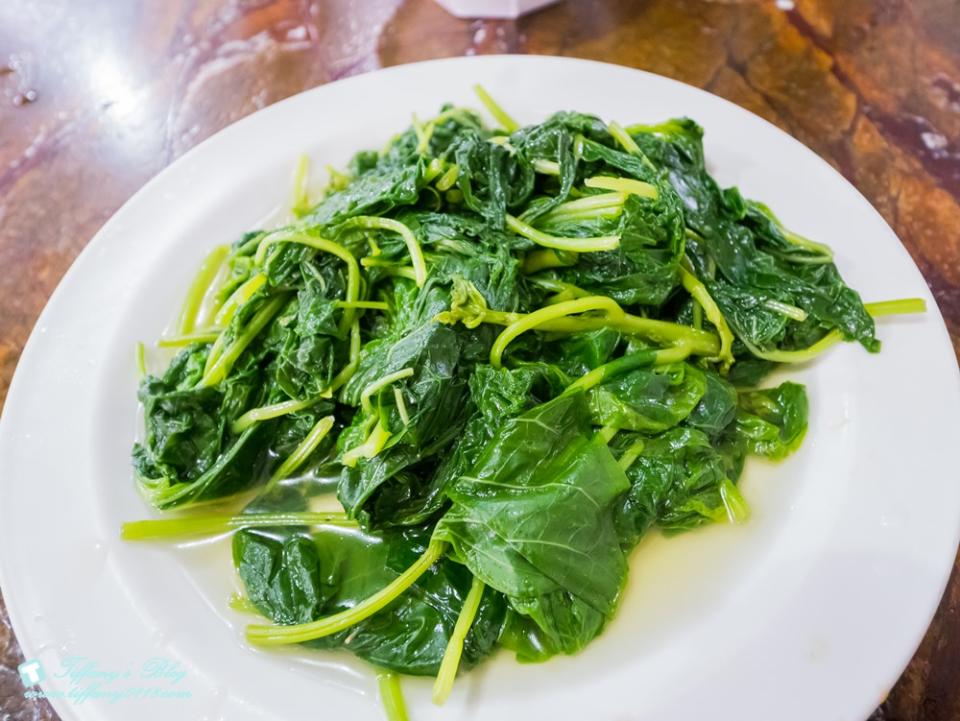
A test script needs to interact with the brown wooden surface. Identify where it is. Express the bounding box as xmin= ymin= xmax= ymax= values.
xmin=1 ymin=0 xmax=959 ymax=718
